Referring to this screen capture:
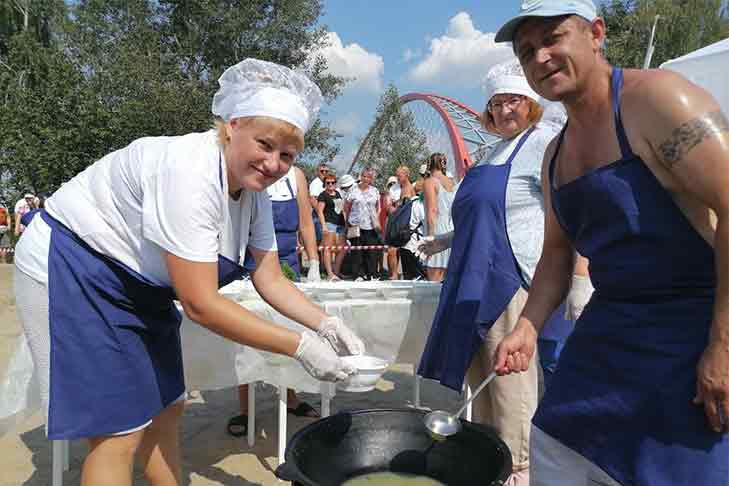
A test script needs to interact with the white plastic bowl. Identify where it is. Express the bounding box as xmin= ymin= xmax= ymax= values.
xmin=338 ymin=355 xmax=389 ymax=392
